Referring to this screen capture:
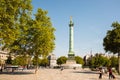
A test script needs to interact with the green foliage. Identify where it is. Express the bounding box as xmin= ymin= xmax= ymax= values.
xmin=57 ymin=56 xmax=67 ymax=65
xmin=32 ymin=8 xmax=55 ymax=57
xmin=32 ymin=57 xmax=49 ymax=67
xmin=0 ymin=0 xmax=55 ymax=65
xmin=103 ymin=56 xmax=111 ymax=67
xmin=0 ymin=0 xmax=19 ymax=45
xmin=12 ymin=55 xmax=29 ymax=66
xmin=9 ymin=8 xmax=55 ymax=57
xmin=5 ymin=0 xmax=33 ymax=55
xmin=0 ymin=0 xmax=32 ymax=47
xmin=103 ymin=22 xmax=120 ymax=53
xmin=75 ymin=56 xmax=84 ymax=65
xmin=103 ymin=22 xmax=120 ymax=73
xmin=40 ymin=58 xmax=49 ymax=67
xmin=110 ymin=56 xmax=118 ymax=68
xmin=88 ymin=54 xmax=110 ymax=68
xmin=32 ymin=56 xmax=41 ymax=66
xmin=0 ymin=0 xmax=55 ymax=73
